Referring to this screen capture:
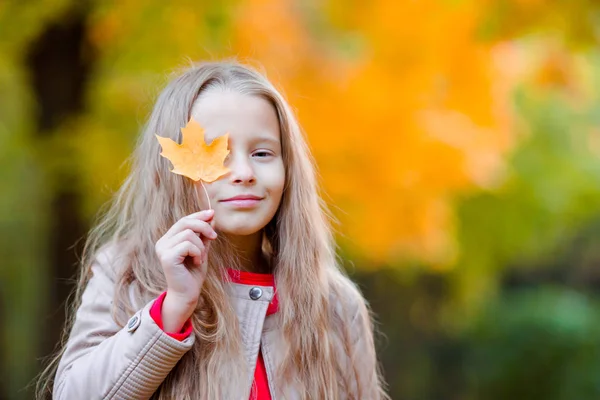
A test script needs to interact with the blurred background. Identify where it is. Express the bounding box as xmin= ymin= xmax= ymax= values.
xmin=2 ymin=0 xmax=600 ymax=399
